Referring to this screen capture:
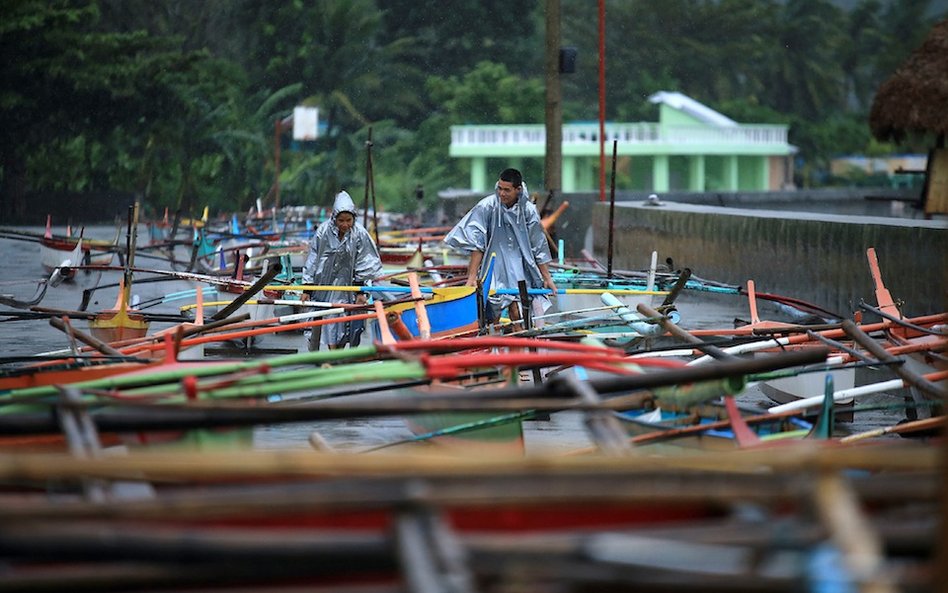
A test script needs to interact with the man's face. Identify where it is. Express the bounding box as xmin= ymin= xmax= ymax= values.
xmin=497 ymin=180 xmax=520 ymax=208
xmin=335 ymin=212 xmax=355 ymax=234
